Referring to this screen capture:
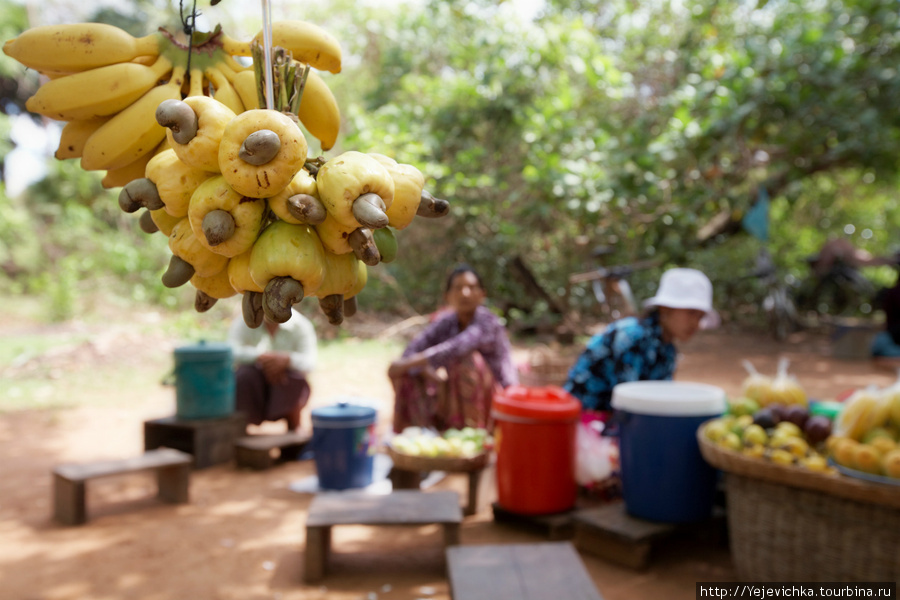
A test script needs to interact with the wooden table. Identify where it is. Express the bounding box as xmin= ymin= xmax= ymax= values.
xmin=446 ymin=542 xmax=604 ymax=600
xmin=303 ymin=490 xmax=462 ymax=583
xmin=572 ymin=502 xmax=676 ymax=569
